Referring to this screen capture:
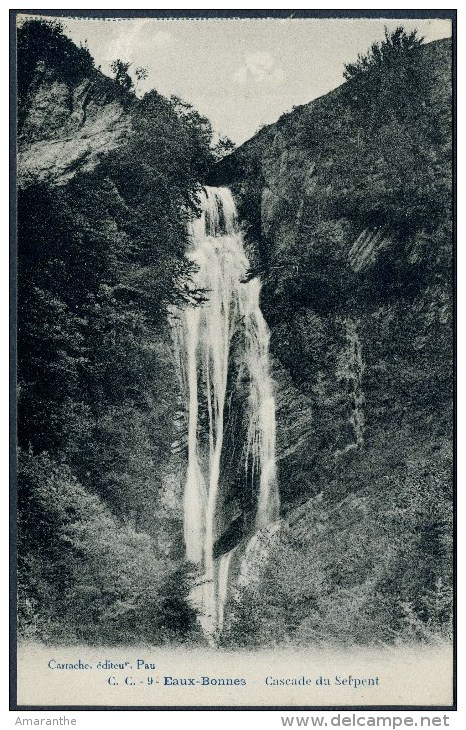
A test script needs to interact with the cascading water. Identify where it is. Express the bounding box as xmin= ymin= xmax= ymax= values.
xmin=172 ymin=186 xmax=279 ymax=641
